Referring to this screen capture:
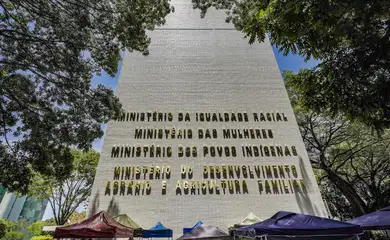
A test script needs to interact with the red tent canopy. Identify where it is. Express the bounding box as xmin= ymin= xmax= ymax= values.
xmin=54 ymin=211 xmax=134 ymax=239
